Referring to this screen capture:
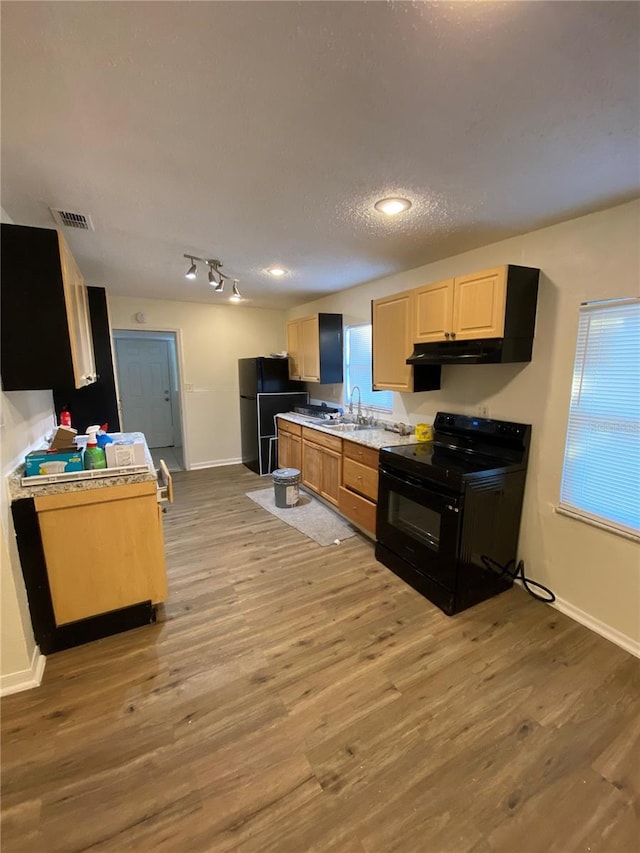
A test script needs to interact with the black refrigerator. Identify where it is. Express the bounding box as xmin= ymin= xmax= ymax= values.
xmin=238 ymin=358 xmax=308 ymax=475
